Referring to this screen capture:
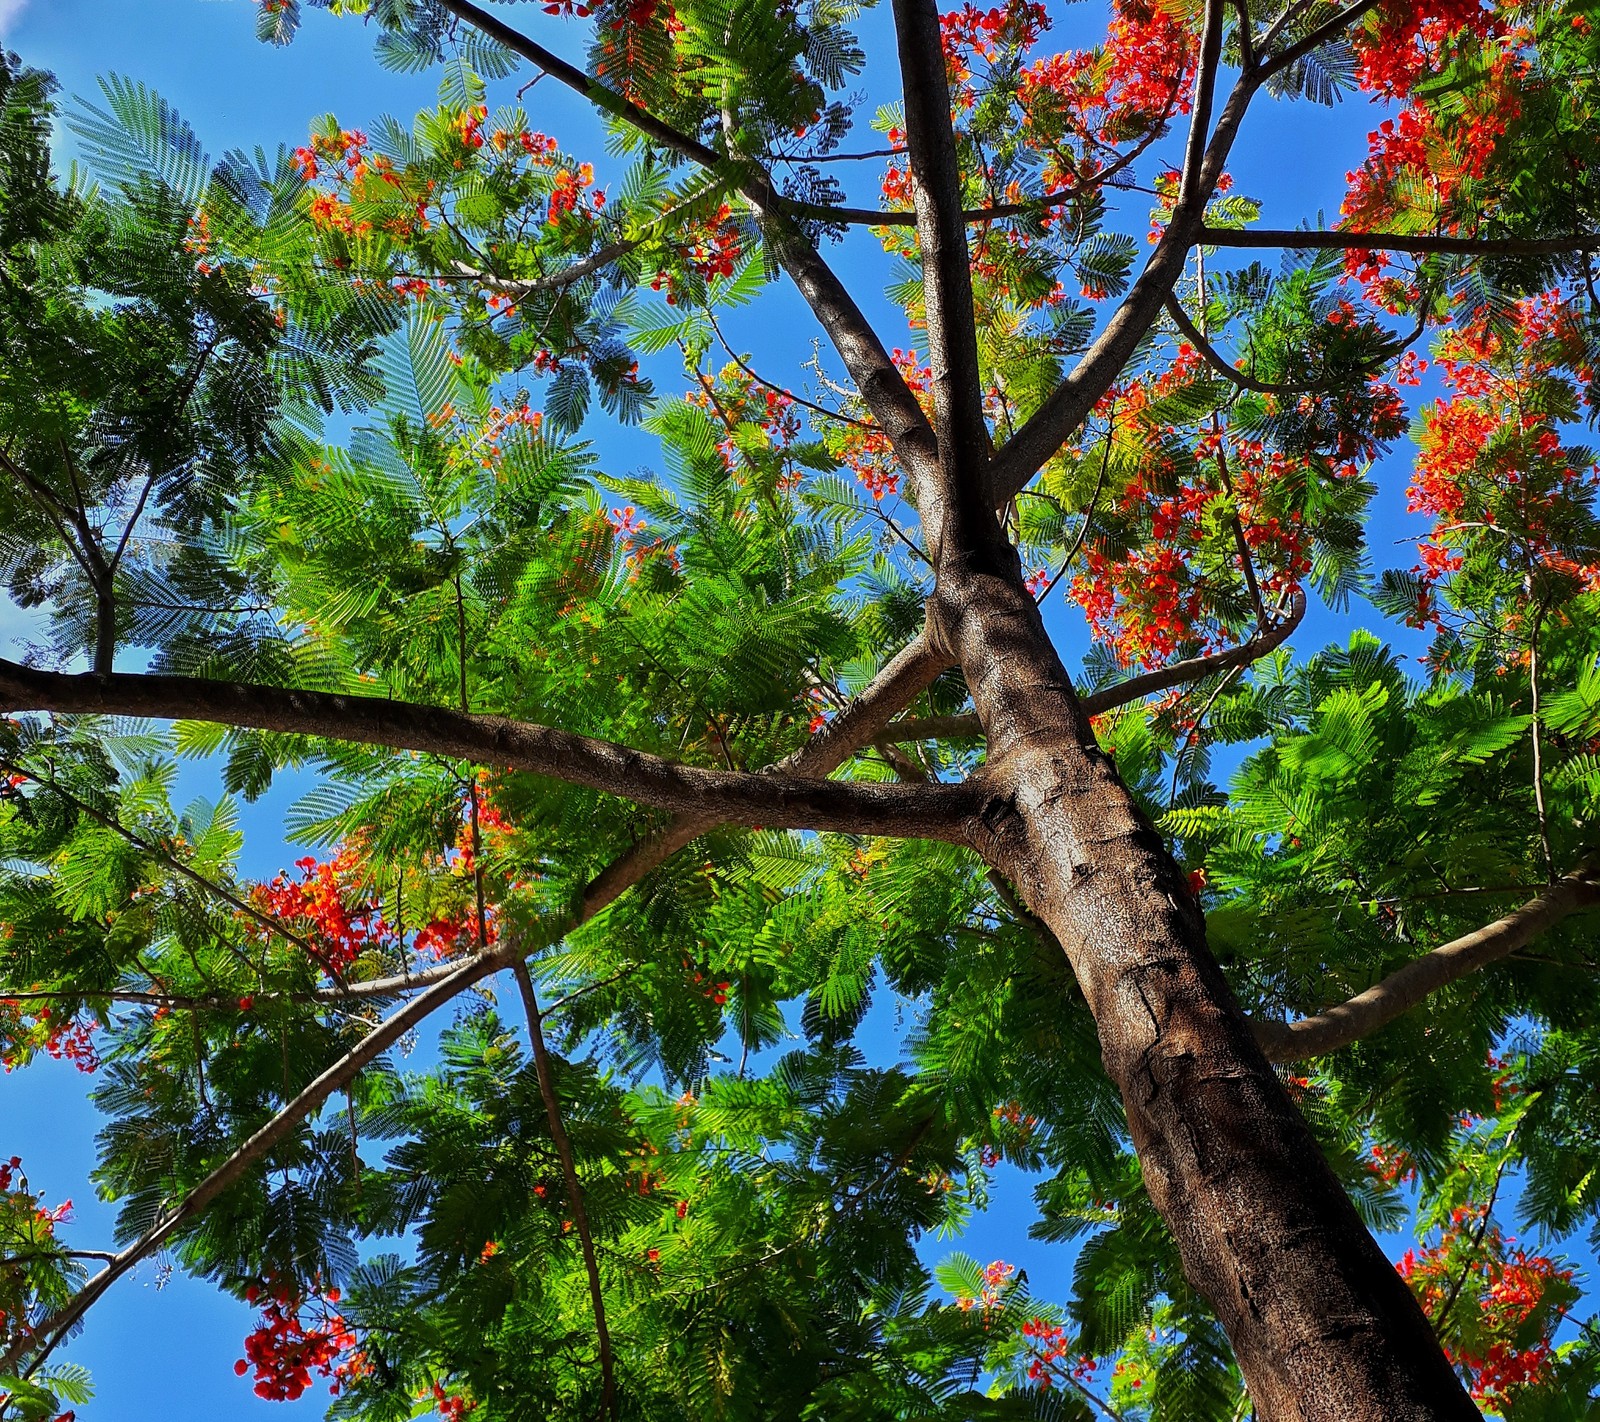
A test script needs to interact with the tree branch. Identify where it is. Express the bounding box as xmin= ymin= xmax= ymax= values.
xmin=1253 ymin=857 xmax=1600 ymax=1063
xmin=512 ymin=962 xmax=615 ymax=1419
xmin=881 ymin=588 xmax=1305 ymax=742
xmin=432 ymin=0 xmax=942 ymax=499
xmin=1165 ymin=294 xmax=1341 ymax=395
xmin=3 ymin=934 xmax=535 ymax=1379
xmin=987 ymin=0 xmax=1247 ymax=504
xmin=1201 ymin=227 xmax=1600 ymax=256
xmin=0 ymin=660 xmax=977 ymax=841
xmin=2 ymin=632 xmax=953 ymax=1374
xmin=1177 ymin=0 xmax=1226 ymax=215
xmin=891 ymin=0 xmax=992 ymax=555
xmin=0 ymin=754 xmax=320 ymax=967
xmin=1252 ymin=0 xmax=1382 ymax=79
xmin=454 ymin=239 xmax=639 ymax=298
